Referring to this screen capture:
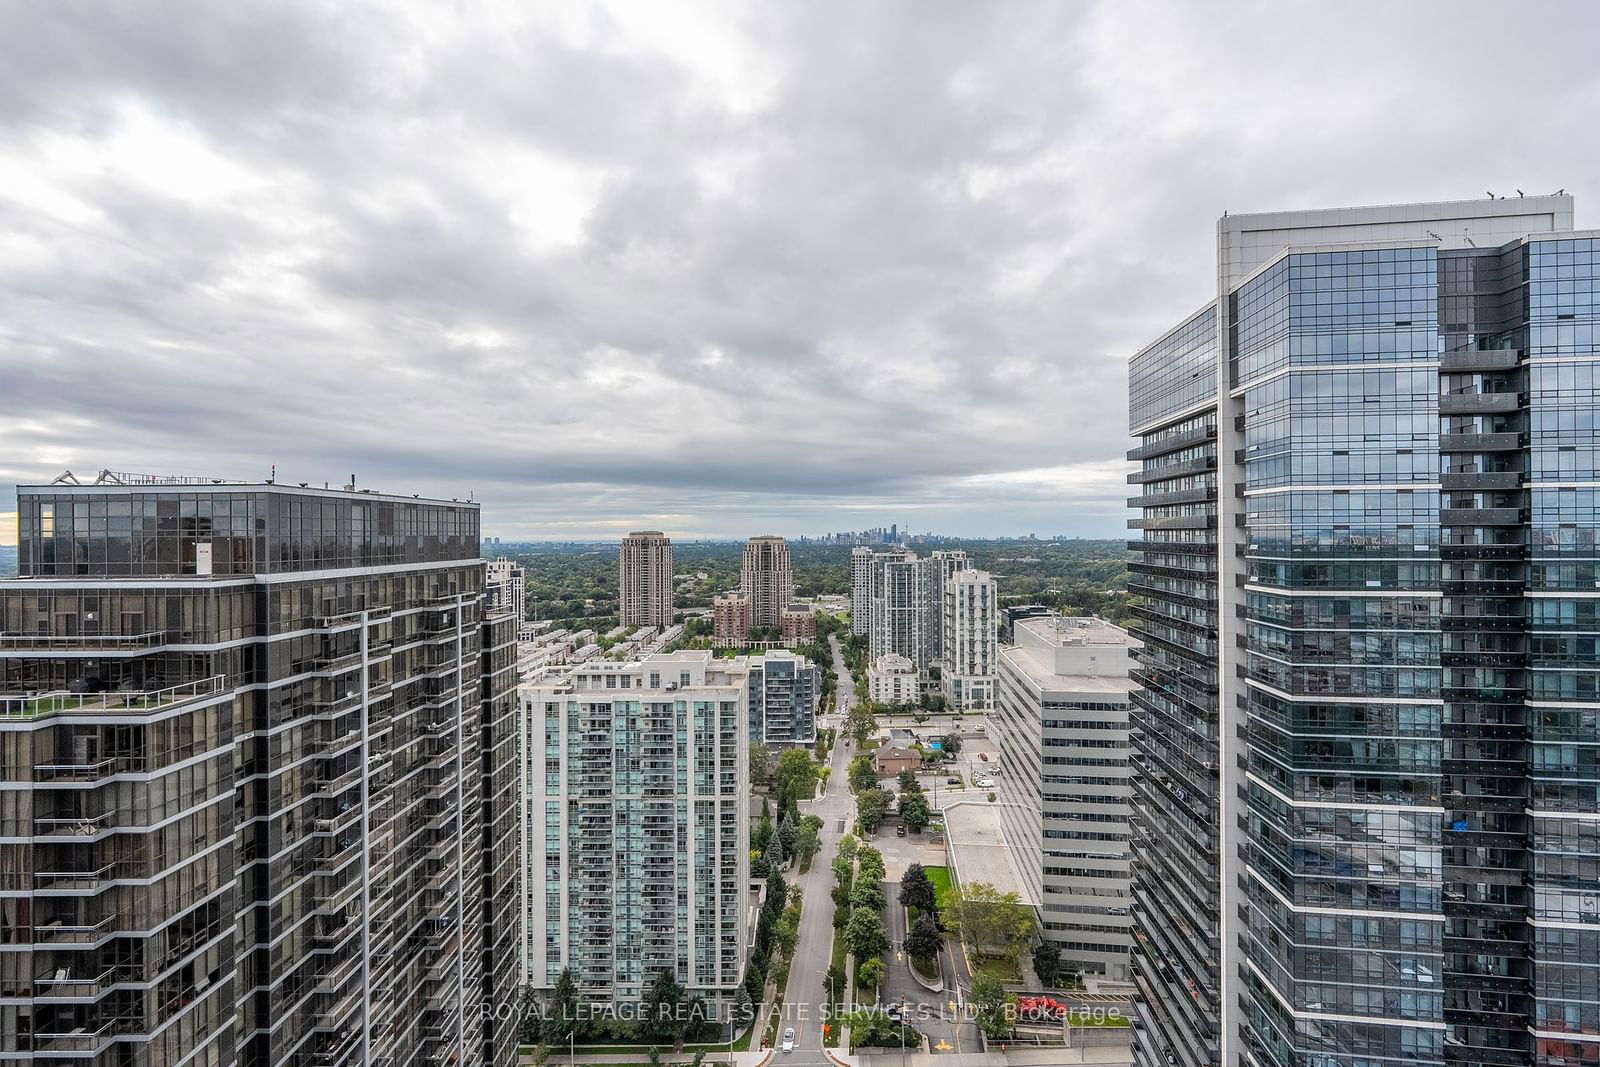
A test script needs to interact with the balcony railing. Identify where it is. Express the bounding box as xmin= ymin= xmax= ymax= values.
xmin=0 ymin=631 xmax=166 ymax=655
xmin=33 ymin=911 xmax=119 ymax=944
xmin=0 ymin=676 xmax=226 ymax=721
xmin=34 ymin=862 xmax=118 ymax=892
xmin=34 ymin=966 xmax=117 ymax=1000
